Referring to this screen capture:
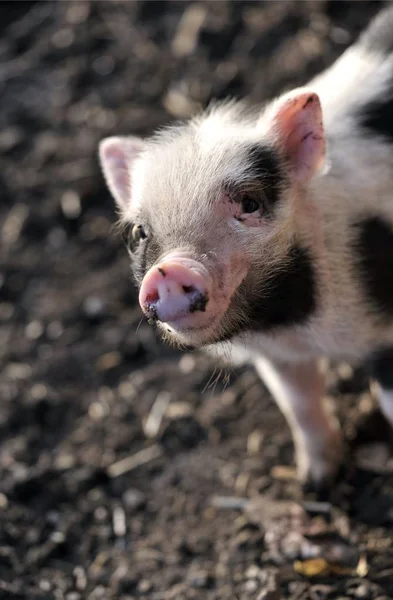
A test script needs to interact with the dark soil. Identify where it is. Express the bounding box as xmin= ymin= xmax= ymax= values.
xmin=1 ymin=1 xmax=393 ymax=599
